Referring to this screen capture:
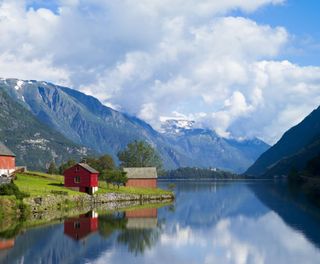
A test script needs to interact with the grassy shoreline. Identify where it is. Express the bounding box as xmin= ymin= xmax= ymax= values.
xmin=15 ymin=171 xmax=172 ymax=197
xmin=0 ymin=171 xmax=174 ymax=220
